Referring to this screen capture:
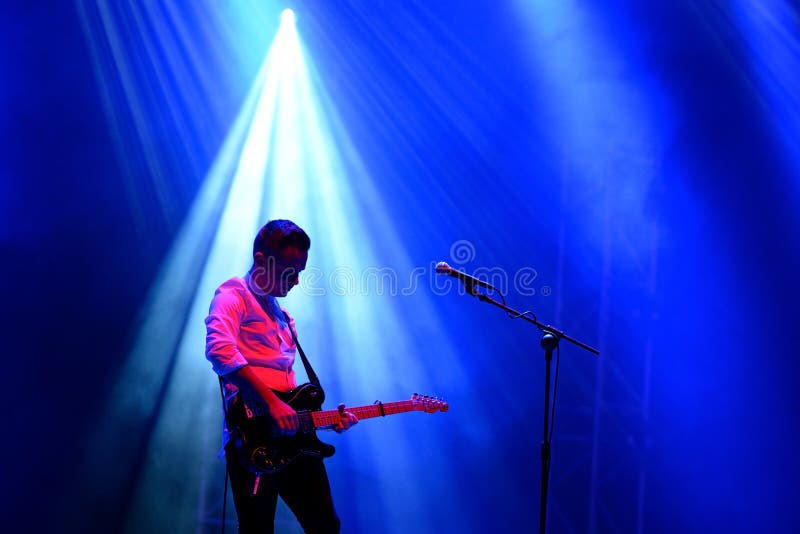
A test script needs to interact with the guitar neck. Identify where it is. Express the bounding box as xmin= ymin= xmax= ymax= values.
xmin=310 ymin=400 xmax=416 ymax=428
